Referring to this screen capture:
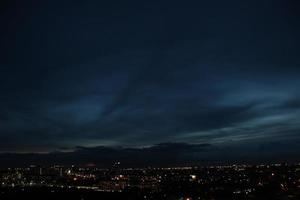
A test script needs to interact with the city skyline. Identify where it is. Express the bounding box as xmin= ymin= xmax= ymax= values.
xmin=0 ymin=163 xmax=299 ymax=199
